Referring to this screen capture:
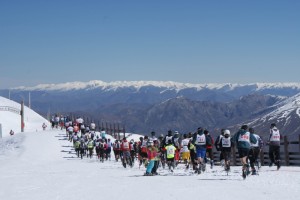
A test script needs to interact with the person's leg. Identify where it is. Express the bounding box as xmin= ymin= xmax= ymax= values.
xmin=146 ymin=160 xmax=155 ymax=174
